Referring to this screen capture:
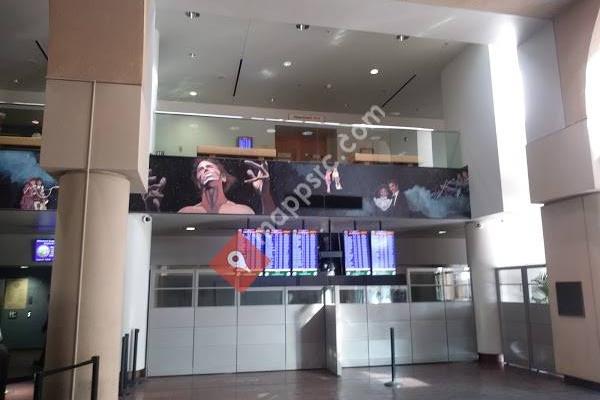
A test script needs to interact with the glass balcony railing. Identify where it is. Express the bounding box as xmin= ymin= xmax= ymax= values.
xmin=153 ymin=112 xmax=463 ymax=169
